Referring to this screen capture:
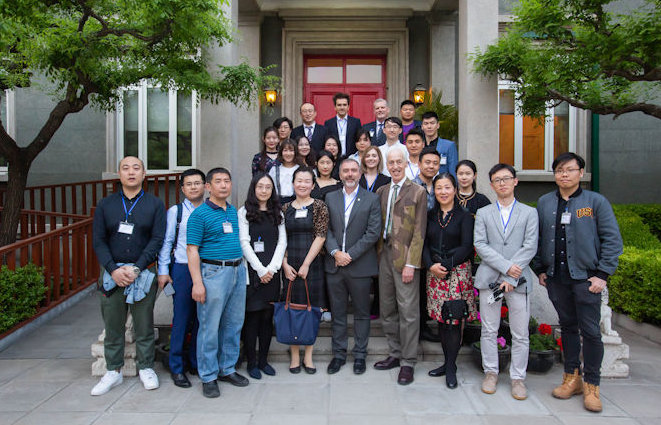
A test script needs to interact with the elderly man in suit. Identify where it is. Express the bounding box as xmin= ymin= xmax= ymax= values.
xmin=474 ymin=163 xmax=538 ymax=400
xmin=373 ymin=148 xmax=427 ymax=385
xmin=324 ymin=92 xmax=362 ymax=156
xmin=362 ymin=98 xmax=390 ymax=146
xmin=324 ymin=158 xmax=382 ymax=375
